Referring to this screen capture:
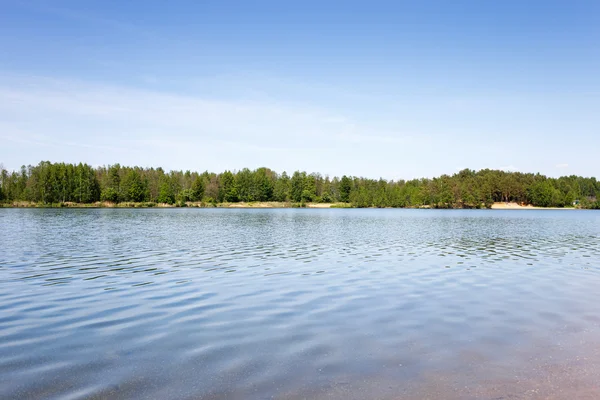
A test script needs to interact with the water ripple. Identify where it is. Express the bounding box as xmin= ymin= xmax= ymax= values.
xmin=1 ymin=208 xmax=600 ymax=399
